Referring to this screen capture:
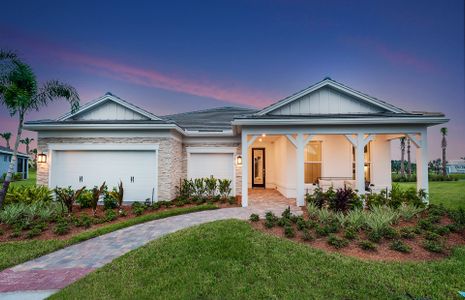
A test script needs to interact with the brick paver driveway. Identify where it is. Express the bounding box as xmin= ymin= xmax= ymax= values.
xmin=0 ymin=203 xmax=301 ymax=299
